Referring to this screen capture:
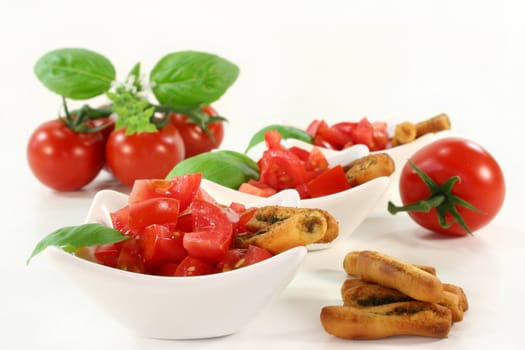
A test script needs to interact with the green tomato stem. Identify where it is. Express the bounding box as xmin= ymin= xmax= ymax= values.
xmin=387 ymin=194 xmax=446 ymax=215
xmin=388 ymin=161 xmax=486 ymax=235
